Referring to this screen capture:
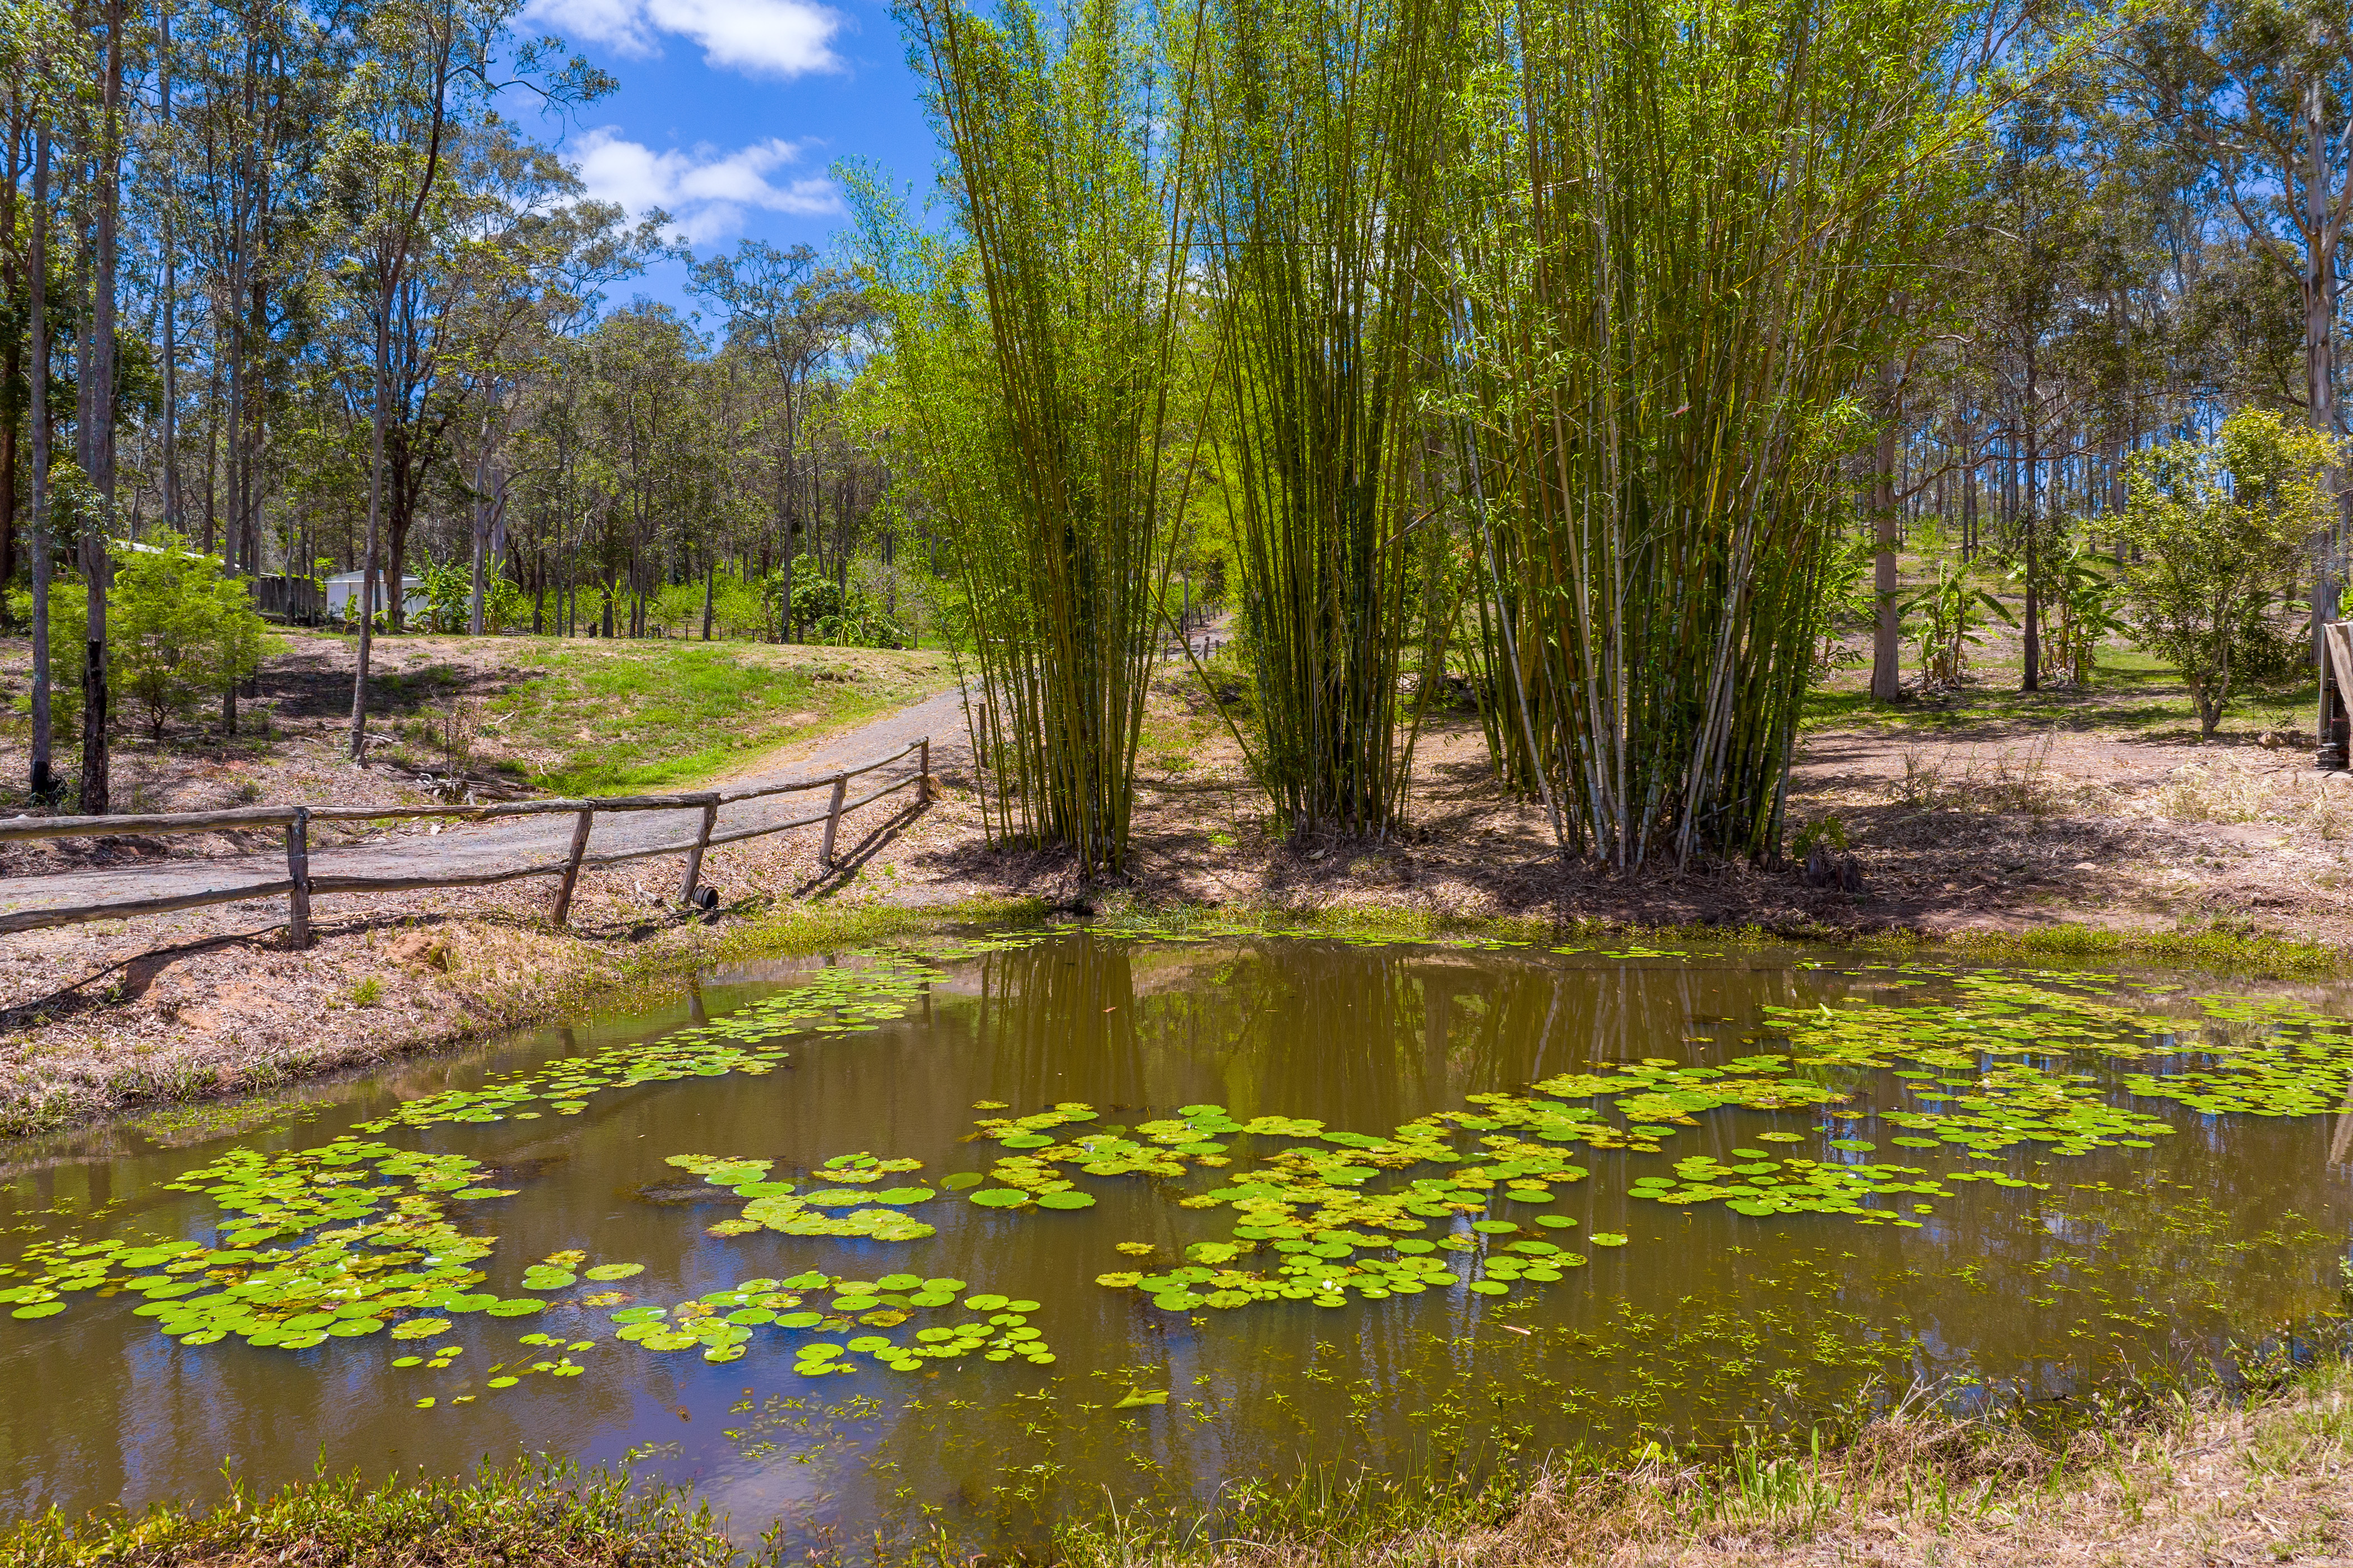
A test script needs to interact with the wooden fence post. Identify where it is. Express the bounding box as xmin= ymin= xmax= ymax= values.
xmin=285 ymin=807 xmax=311 ymax=950
xmin=552 ymin=807 xmax=594 ymax=927
xmin=678 ymin=798 xmax=718 ymax=905
xmin=819 ymin=775 xmax=849 ymax=871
